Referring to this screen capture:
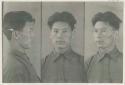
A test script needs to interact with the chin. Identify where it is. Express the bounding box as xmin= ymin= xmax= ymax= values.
xmin=57 ymin=46 xmax=66 ymax=49
xmin=23 ymin=44 xmax=31 ymax=49
xmin=97 ymin=44 xmax=105 ymax=48
xmin=55 ymin=45 xmax=67 ymax=49
xmin=98 ymin=46 xmax=106 ymax=49
xmin=24 ymin=47 xmax=30 ymax=49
